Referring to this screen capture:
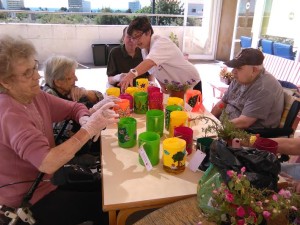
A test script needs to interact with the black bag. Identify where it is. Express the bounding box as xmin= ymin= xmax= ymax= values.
xmin=209 ymin=140 xmax=281 ymax=191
